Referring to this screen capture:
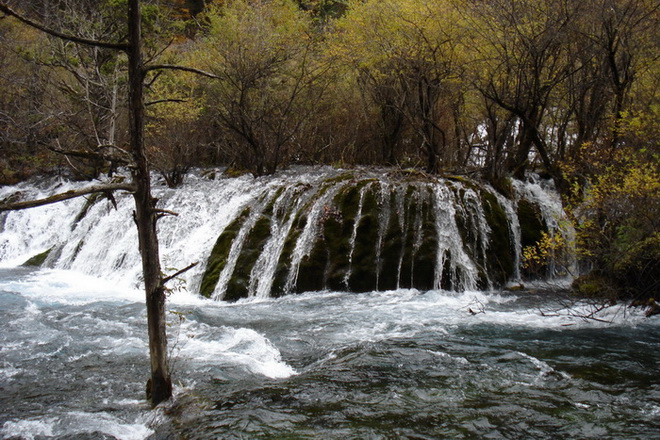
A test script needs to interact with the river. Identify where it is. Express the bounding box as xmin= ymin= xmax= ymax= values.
xmin=1 ymin=267 xmax=658 ymax=439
